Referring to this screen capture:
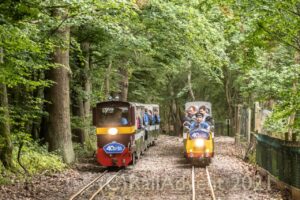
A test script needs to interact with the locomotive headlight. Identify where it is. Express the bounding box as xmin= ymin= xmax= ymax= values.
xmin=108 ymin=128 xmax=118 ymax=135
xmin=195 ymin=139 xmax=204 ymax=147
